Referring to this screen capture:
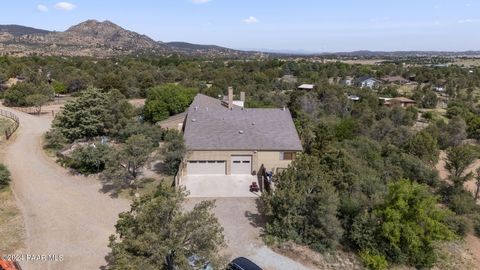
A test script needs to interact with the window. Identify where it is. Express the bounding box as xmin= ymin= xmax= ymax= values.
xmin=280 ymin=152 xmax=295 ymax=160
xmin=207 ymin=161 xmax=216 ymax=163
xmin=242 ymin=160 xmax=250 ymax=163
xmin=233 ymin=161 xmax=241 ymax=164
